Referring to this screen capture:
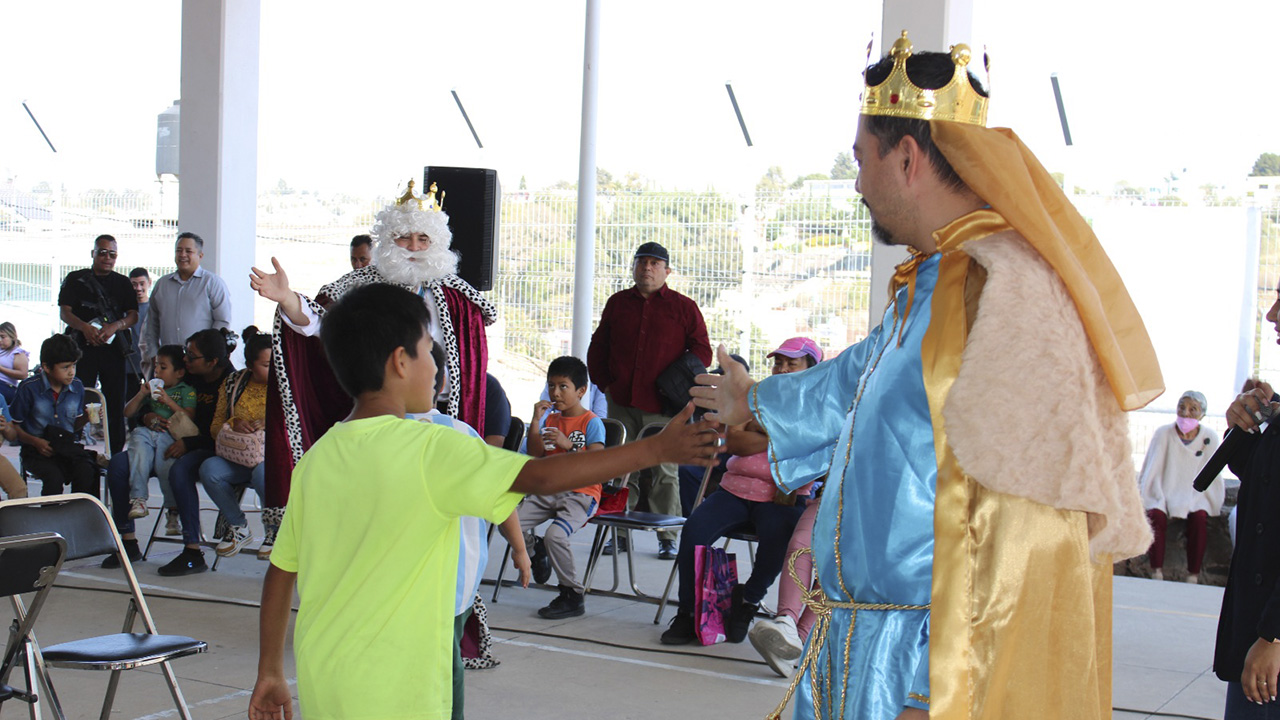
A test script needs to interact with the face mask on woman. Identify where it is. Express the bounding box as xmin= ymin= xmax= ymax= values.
xmin=1175 ymin=416 xmax=1200 ymax=434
